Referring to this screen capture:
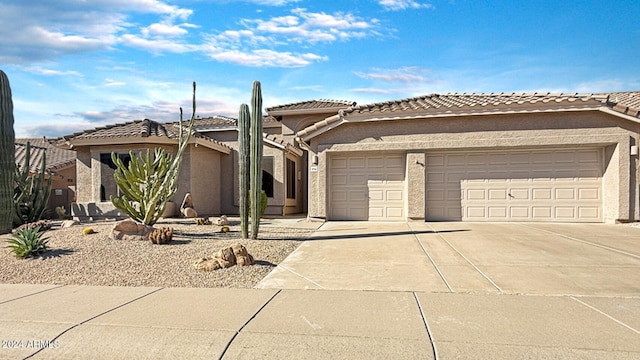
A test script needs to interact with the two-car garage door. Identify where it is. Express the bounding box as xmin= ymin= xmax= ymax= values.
xmin=328 ymin=148 xmax=603 ymax=222
xmin=425 ymin=148 xmax=603 ymax=222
